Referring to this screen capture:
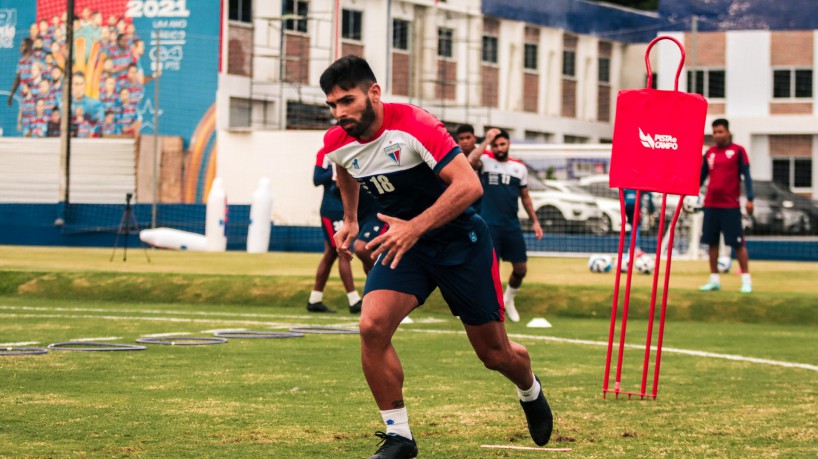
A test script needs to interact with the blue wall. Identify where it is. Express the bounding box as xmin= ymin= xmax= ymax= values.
xmin=1 ymin=203 xmax=815 ymax=261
